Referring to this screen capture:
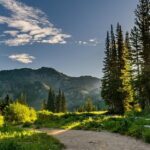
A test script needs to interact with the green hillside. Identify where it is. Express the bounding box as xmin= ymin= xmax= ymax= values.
xmin=0 ymin=67 xmax=102 ymax=110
